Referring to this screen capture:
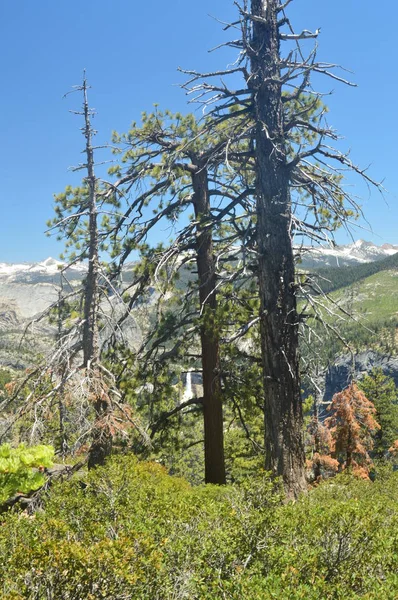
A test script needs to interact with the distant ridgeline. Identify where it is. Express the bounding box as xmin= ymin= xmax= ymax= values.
xmin=309 ymin=251 xmax=398 ymax=294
